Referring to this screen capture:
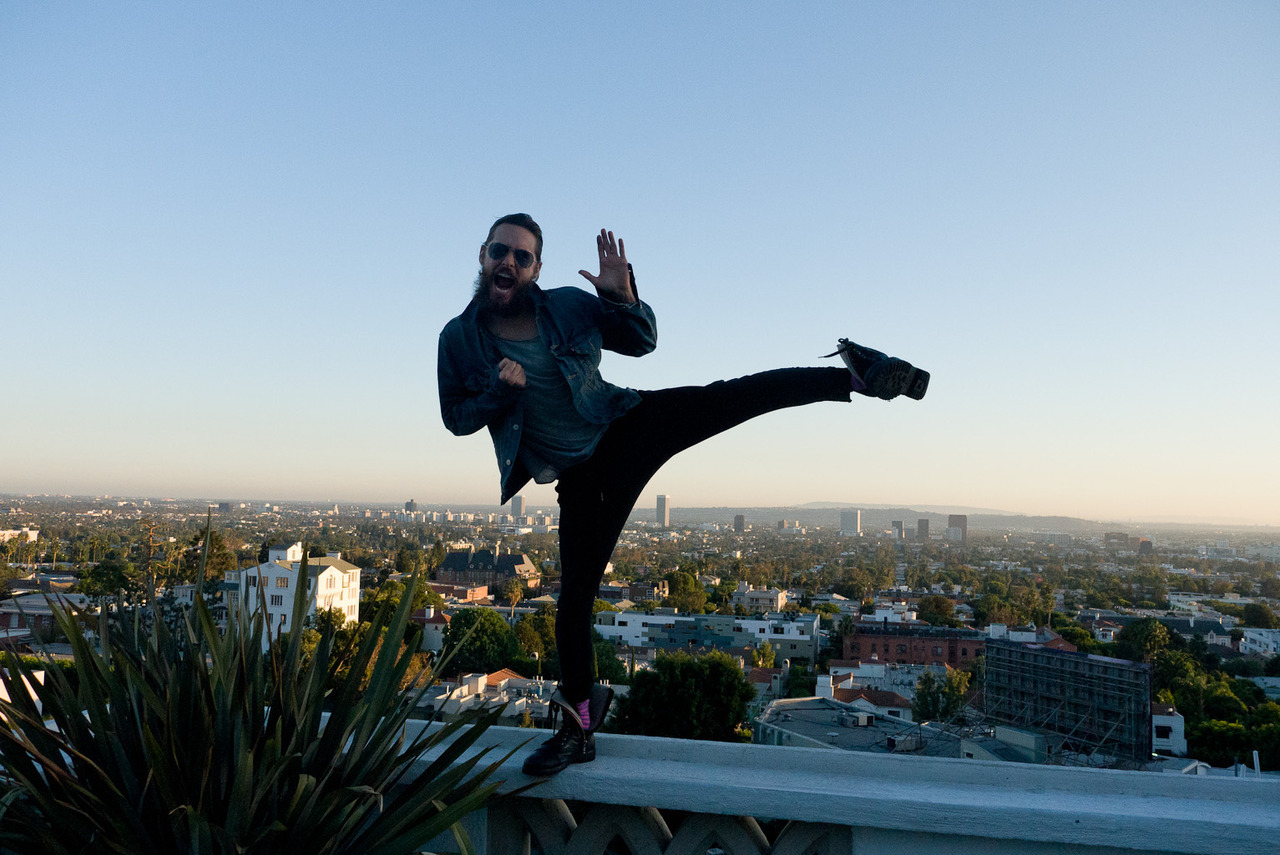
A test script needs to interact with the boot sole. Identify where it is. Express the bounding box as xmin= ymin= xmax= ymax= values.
xmin=867 ymin=358 xmax=930 ymax=401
